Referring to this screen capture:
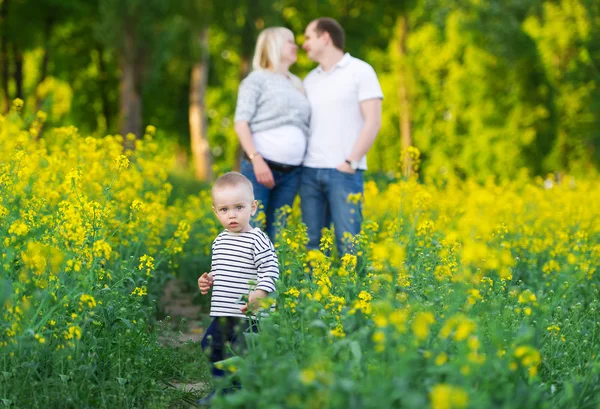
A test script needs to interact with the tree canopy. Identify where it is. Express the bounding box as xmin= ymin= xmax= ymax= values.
xmin=2 ymin=0 xmax=599 ymax=179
